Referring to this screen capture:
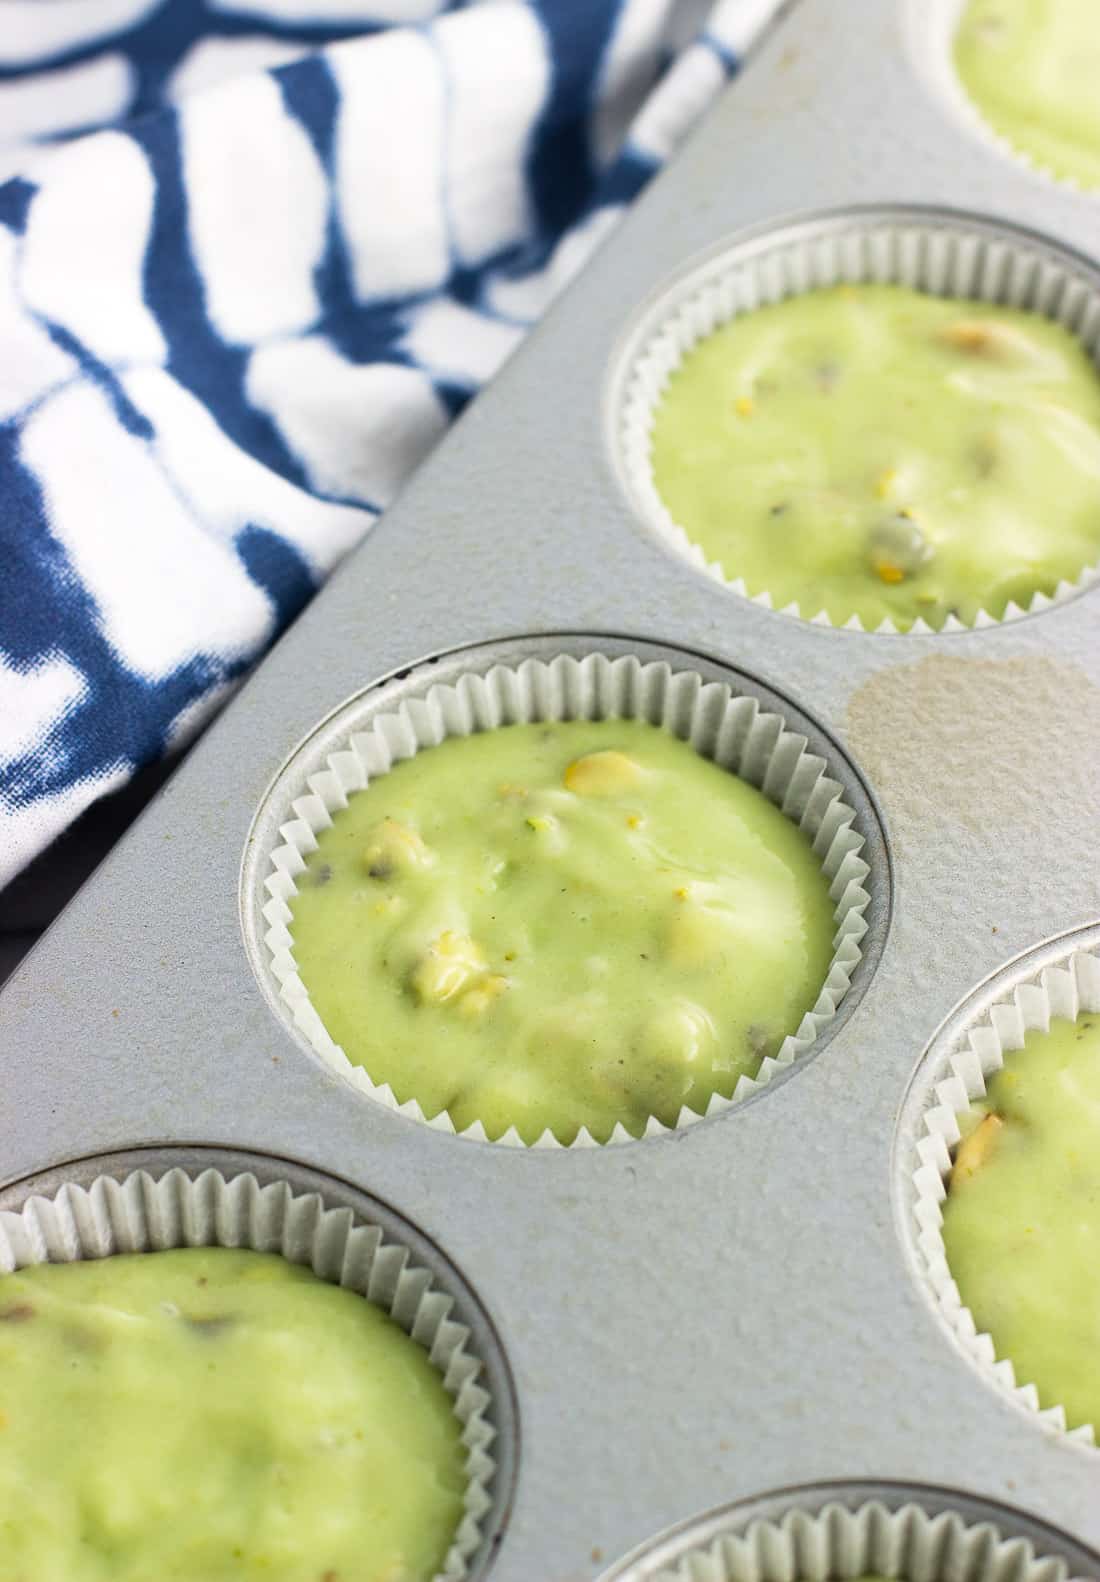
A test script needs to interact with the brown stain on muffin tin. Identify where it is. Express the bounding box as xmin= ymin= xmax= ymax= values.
xmin=846 ymin=654 xmax=1100 ymax=839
